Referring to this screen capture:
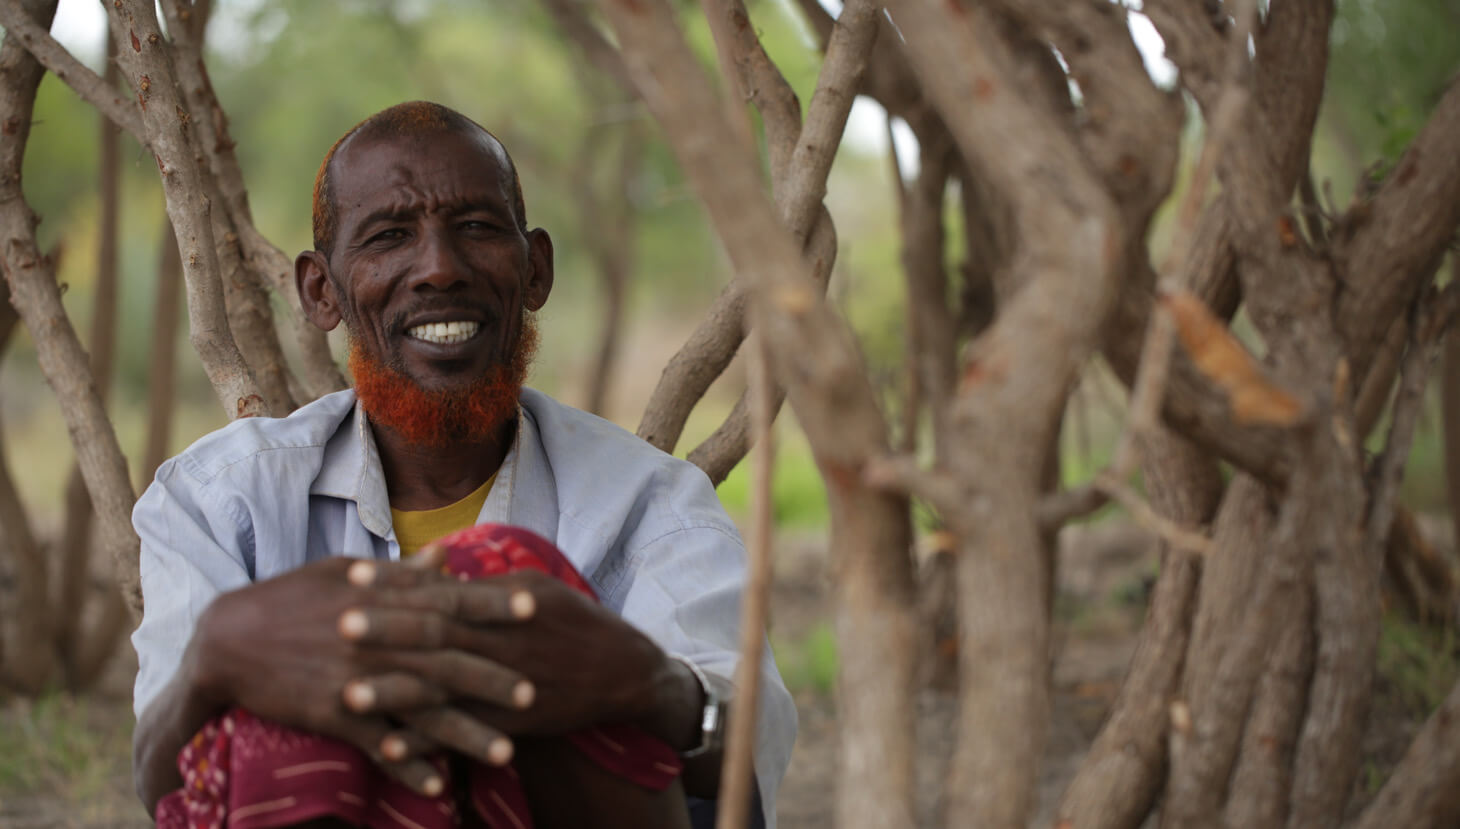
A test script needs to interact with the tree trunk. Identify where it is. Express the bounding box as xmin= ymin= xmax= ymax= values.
xmin=0 ymin=272 xmax=55 ymax=693
xmin=141 ymin=223 xmax=184 ymax=488
xmin=1 ymin=0 xmax=142 ymax=616
xmin=53 ymin=36 xmax=123 ymax=682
